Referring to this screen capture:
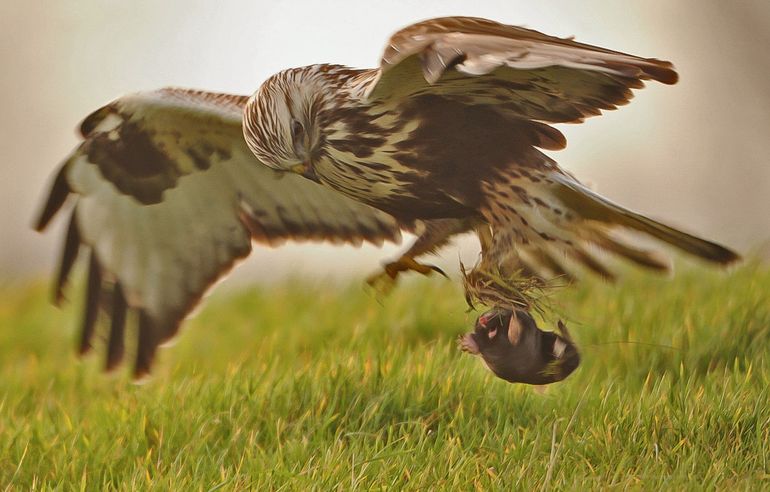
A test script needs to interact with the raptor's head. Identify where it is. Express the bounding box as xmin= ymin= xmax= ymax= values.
xmin=243 ymin=68 xmax=327 ymax=182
